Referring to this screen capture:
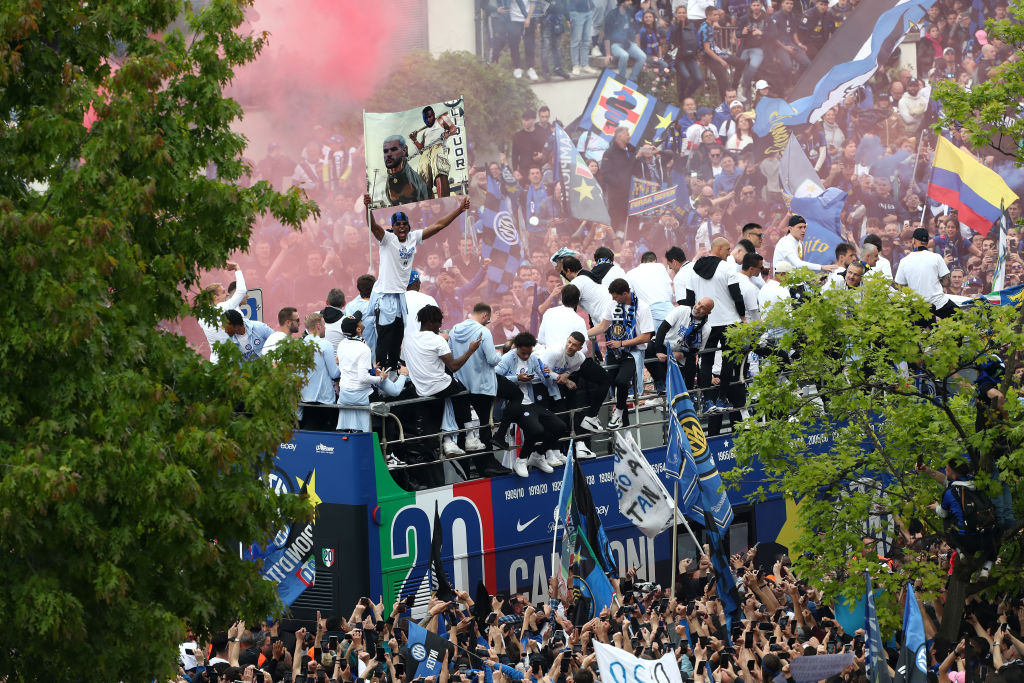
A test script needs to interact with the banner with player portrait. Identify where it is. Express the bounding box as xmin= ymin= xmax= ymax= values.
xmin=364 ymin=97 xmax=469 ymax=209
